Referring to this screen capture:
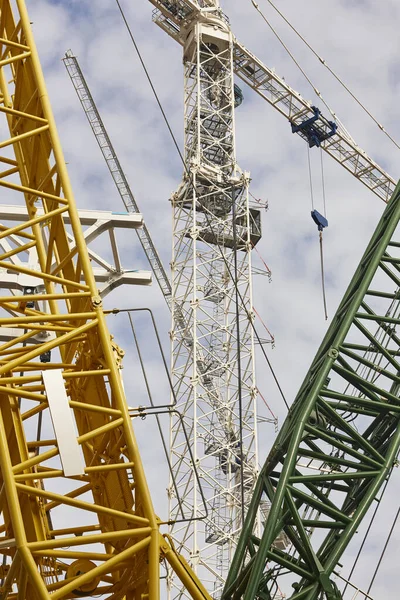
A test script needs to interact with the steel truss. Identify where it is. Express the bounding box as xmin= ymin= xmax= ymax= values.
xmin=150 ymin=0 xmax=395 ymax=203
xmin=223 ymin=180 xmax=400 ymax=600
xmin=168 ymin=8 xmax=260 ymax=597
xmin=0 ymin=1 xmax=211 ymax=598
xmin=62 ymin=50 xmax=172 ymax=302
